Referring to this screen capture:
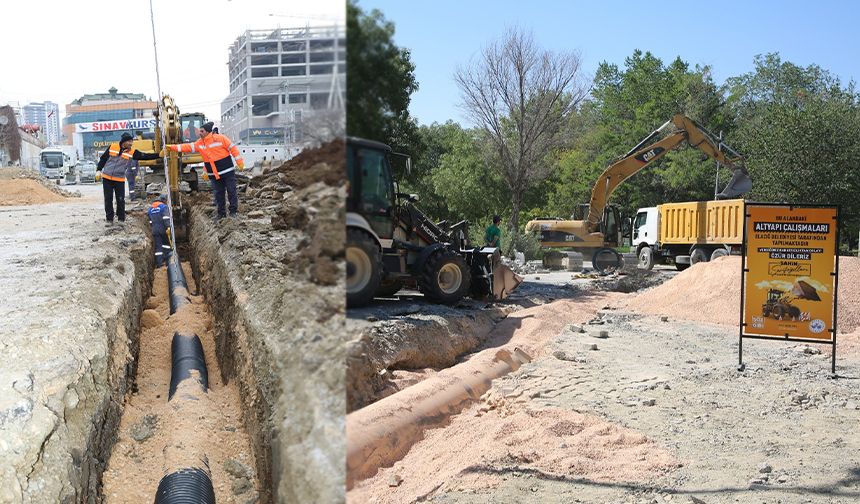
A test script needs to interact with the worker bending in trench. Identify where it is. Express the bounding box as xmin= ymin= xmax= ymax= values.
xmin=166 ymin=122 xmax=245 ymax=222
xmin=96 ymin=132 xmax=162 ymax=225
xmin=148 ymin=194 xmax=173 ymax=267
